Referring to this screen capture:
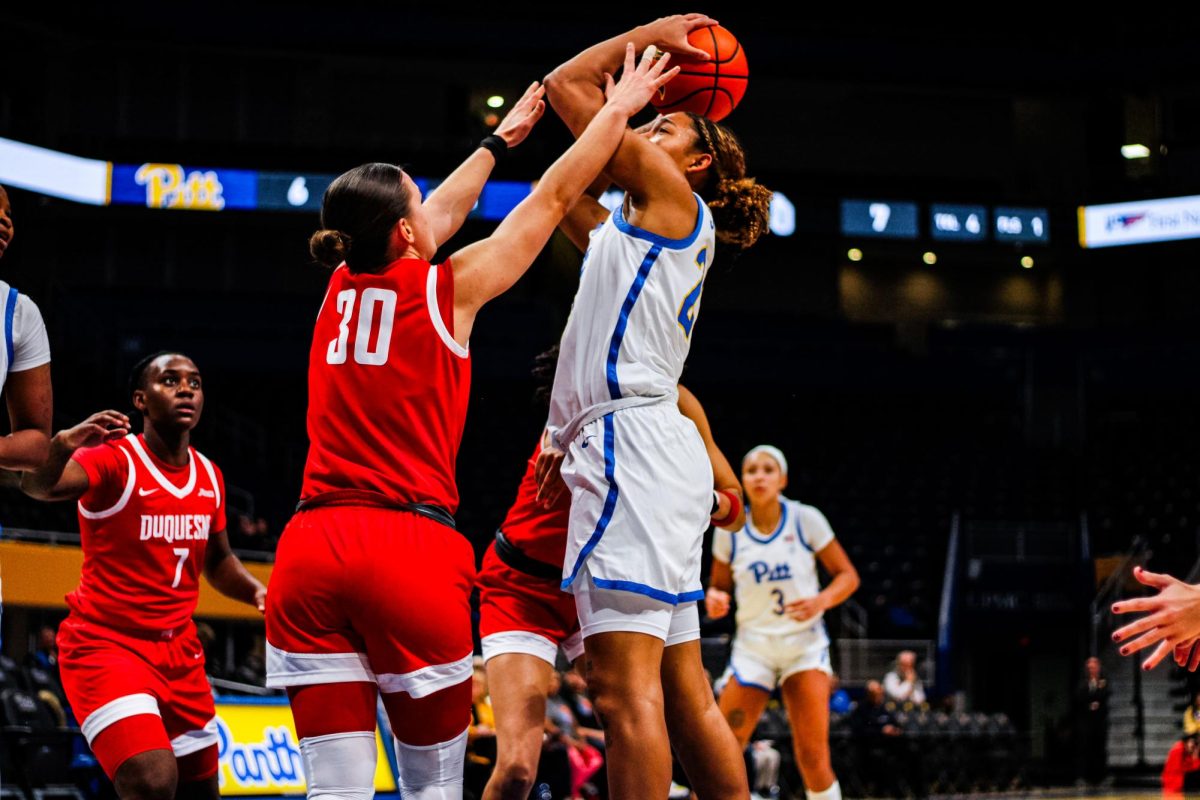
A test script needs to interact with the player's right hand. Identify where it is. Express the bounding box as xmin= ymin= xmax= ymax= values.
xmin=645 ymin=14 xmax=719 ymax=61
xmin=57 ymin=410 xmax=131 ymax=451
xmin=705 ymin=587 xmax=731 ymax=619
xmin=601 ymin=43 xmax=679 ymax=119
